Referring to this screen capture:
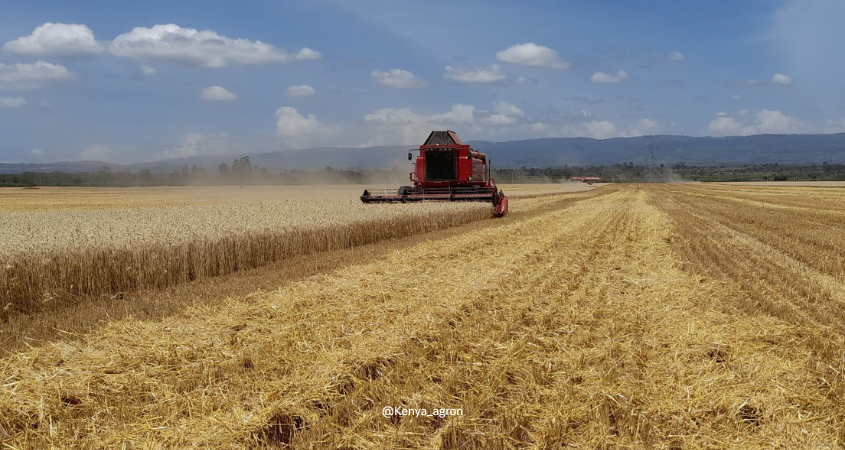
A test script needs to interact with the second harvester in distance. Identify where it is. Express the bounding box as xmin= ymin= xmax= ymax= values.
xmin=361 ymin=130 xmax=508 ymax=217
